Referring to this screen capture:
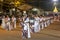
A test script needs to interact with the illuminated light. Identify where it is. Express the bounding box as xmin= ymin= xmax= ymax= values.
xmin=12 ymin=8 xmax=15 ymax=11
xmin=15 ymin=1 xmax=20 ymax=4
xmin=23 ymin=11 xmax=26 ymax=13
xmin=0 ymin=0 xmax=3 ymax=2
xmin=53 ymin=0 xmax=58 ymax=2
xmin=53 ymin=6 xmax=58 ymax=13
xmin=15 ymin=1 xmax=20 ymax=7
xmin=32 ymin=8 xmax=38 ymax=11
